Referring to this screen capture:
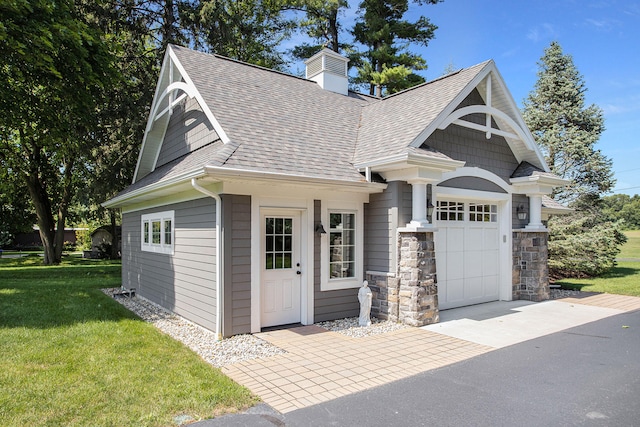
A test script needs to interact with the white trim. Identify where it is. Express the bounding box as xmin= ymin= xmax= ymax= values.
xmin=141 ymin=210 xmax=175 ymax=255
xmin=434 ymin=192 xmax=513 ymax=304
xmin=320 ymin=200 xmax=364 ymax=291
xmin=251 ymin=198 xmax=314 ymax=333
